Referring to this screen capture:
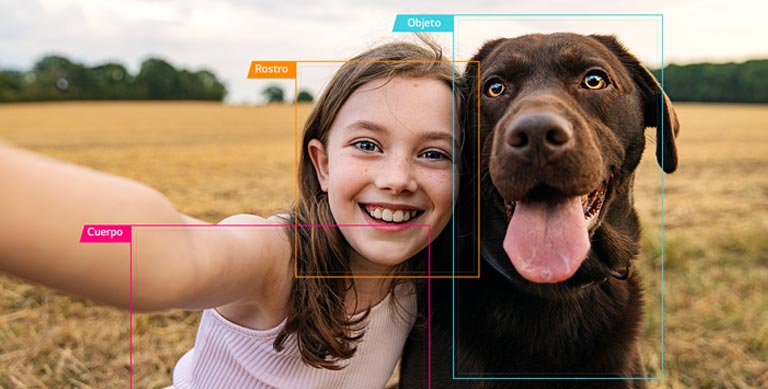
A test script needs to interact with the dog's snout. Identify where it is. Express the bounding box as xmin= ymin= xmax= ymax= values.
xmin=505 ymin=112 xmax=574 ymax=165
